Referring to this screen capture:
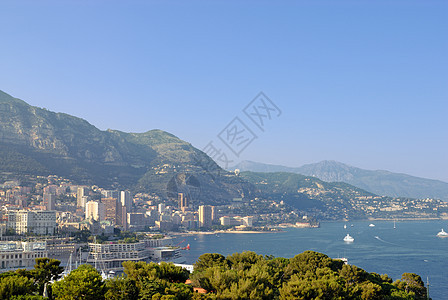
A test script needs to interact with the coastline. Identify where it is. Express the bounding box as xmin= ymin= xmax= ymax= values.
xmin=351 ymin=216 xmax=448 ymax=222
xmin=168 ymin=217 xmax=448 ymax=236
xmin=167 ymin=217 xmax=448 ymax=237
xmin=170 ymin=230 xmax=279 ymax=236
